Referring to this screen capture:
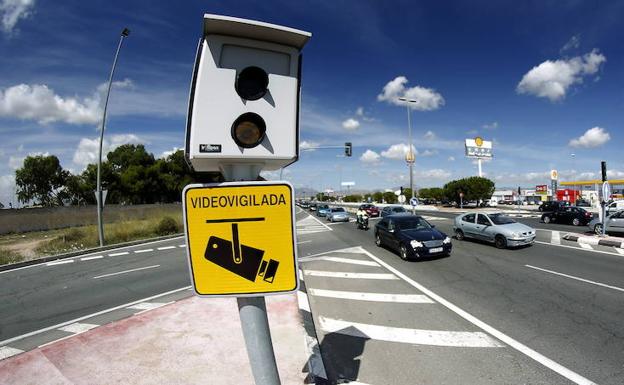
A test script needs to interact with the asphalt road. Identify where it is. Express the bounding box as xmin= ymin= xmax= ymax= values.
xmin=1 ymin=207 xmax=623 ymax=384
